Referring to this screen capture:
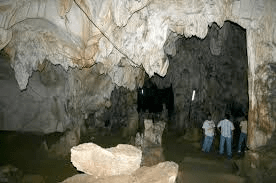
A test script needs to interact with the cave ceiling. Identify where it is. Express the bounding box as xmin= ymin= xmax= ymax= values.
xmin=0 ymin=0 xmax=268 ymax=90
